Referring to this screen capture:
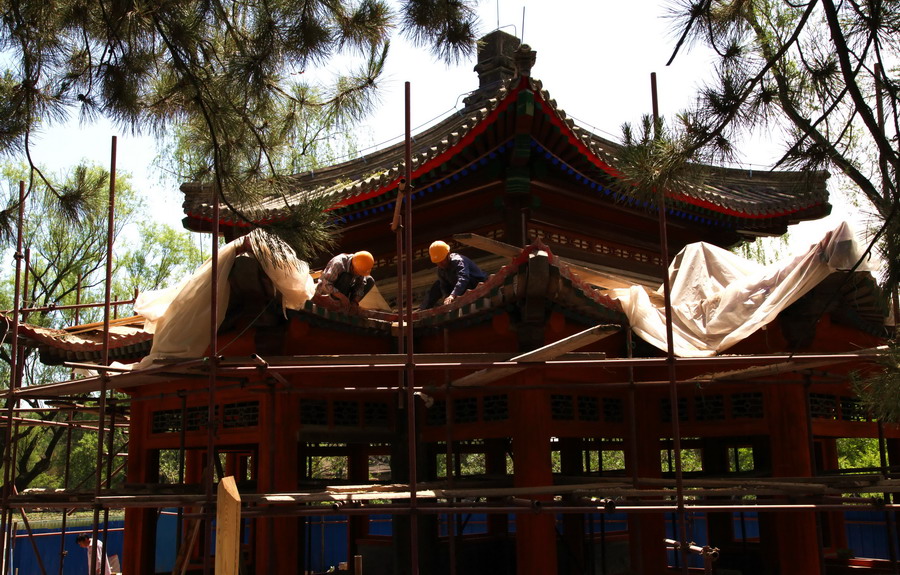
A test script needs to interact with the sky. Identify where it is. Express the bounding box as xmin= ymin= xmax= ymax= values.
xmin=20 ymin=0 xmax=867 ymax=259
